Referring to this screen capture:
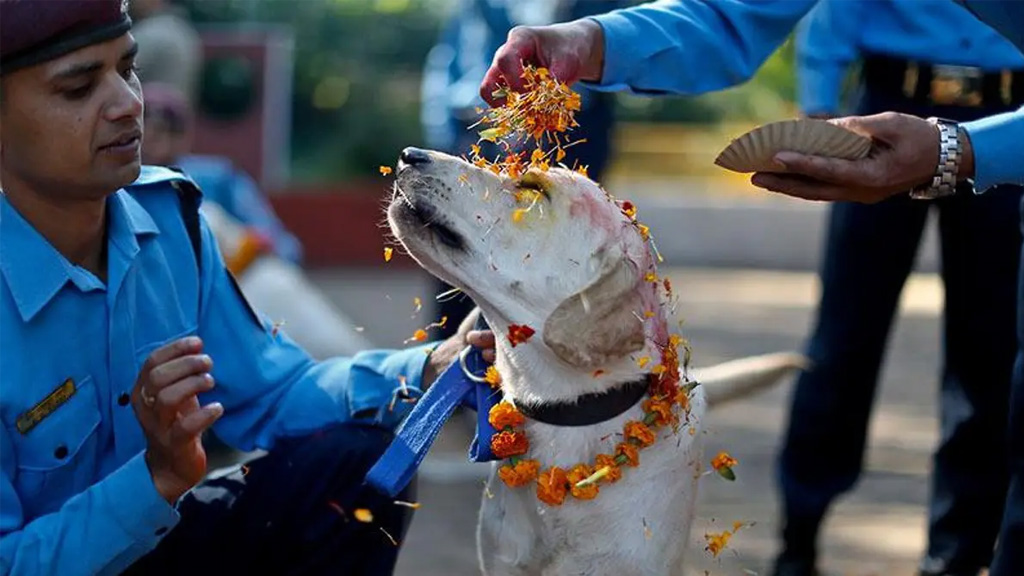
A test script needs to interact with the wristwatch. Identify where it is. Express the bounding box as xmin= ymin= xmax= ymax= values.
xmin=909 ymin=117 xmax=962 ymax=200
